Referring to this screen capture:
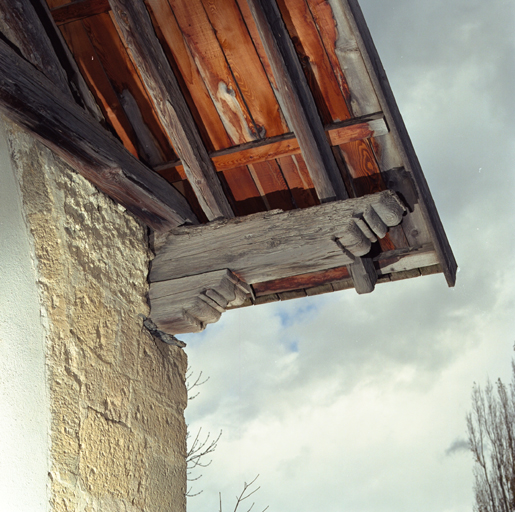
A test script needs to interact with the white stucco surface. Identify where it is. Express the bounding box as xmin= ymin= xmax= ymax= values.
xmin=0 ymin=119 xmax=50 ymax=511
